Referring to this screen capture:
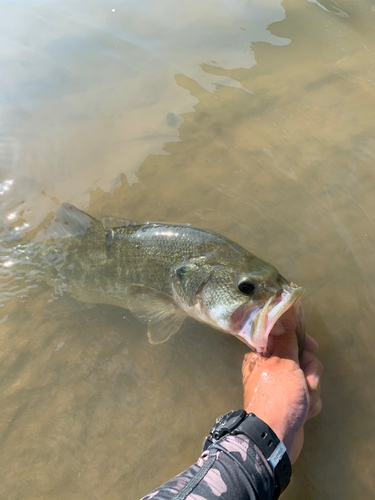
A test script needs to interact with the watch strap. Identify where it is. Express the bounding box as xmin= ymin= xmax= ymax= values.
xmin=233 ymin=413 xmax=291 ymax=499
